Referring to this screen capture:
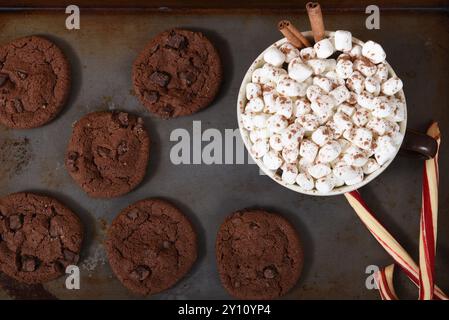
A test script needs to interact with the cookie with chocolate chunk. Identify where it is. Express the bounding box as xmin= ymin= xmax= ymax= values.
xmin=0 ymin=36 xmax=71 ymax=129
xmin=0 ymin=192 xmax=83 ymax=284
xmin=132 ymin=29 xmax=222 ymax=118
xmin=216 ymin=209 xmax=303 ymax=300
xmin=105 ymin=199 xmax=197 ymax=296
xmin=65 ymin=111 xmax=150 ymax=198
